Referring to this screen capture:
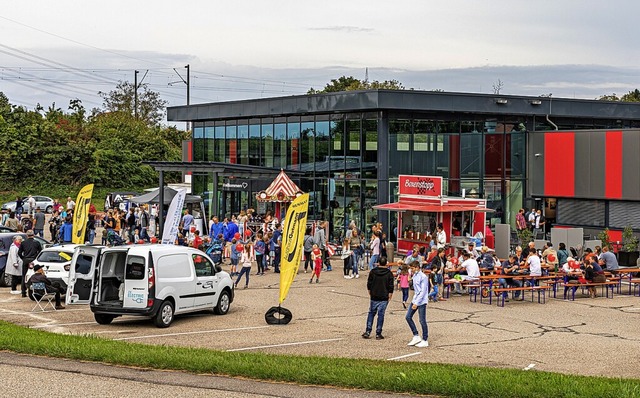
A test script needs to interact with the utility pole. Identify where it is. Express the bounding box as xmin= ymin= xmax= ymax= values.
xmin=185 ymin=64 xmax=190 ymax=132
xmin=134 ymin=70 xmax=139 ymax=120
